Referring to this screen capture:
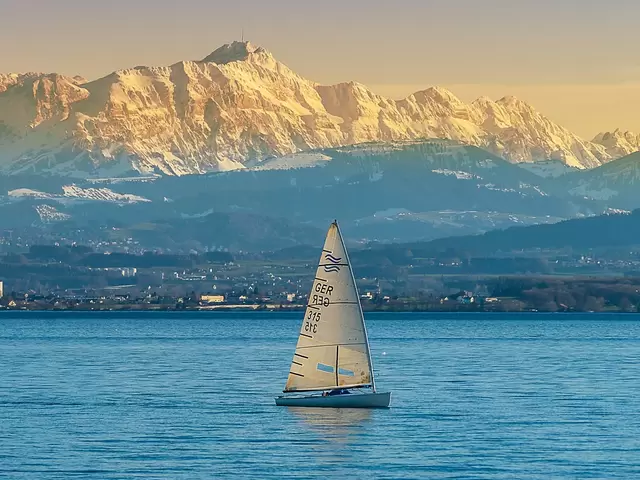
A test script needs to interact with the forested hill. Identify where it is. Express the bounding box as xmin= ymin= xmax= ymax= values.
xmin=404 ymin=210 xmax=640 ymax=255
